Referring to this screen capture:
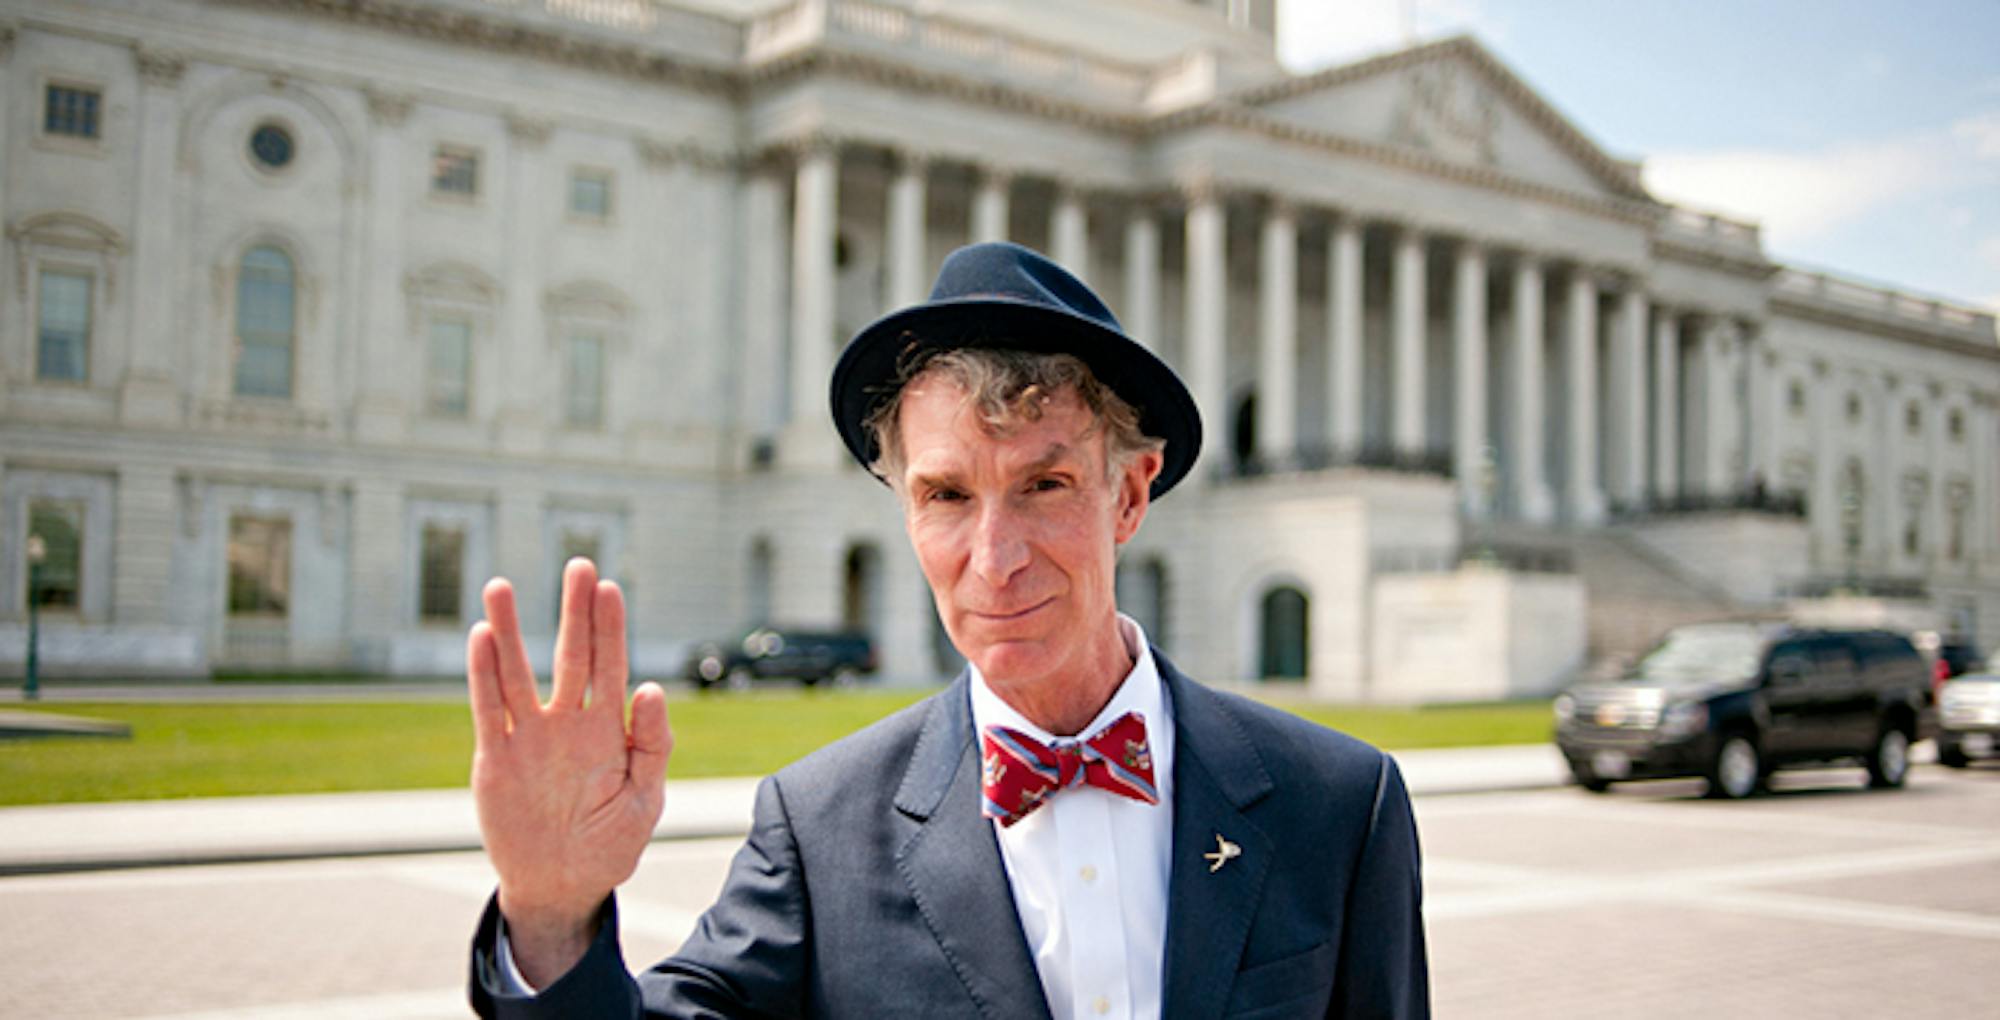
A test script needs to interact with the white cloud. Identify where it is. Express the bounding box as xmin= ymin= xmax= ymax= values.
xmin=1952 ymin=112 xmax=2000 ymax=160
xmin=1277 ymin=0 xmax=1494 ymax=72
xmin=1643 ymin=135 xmax=1950 ymax=247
